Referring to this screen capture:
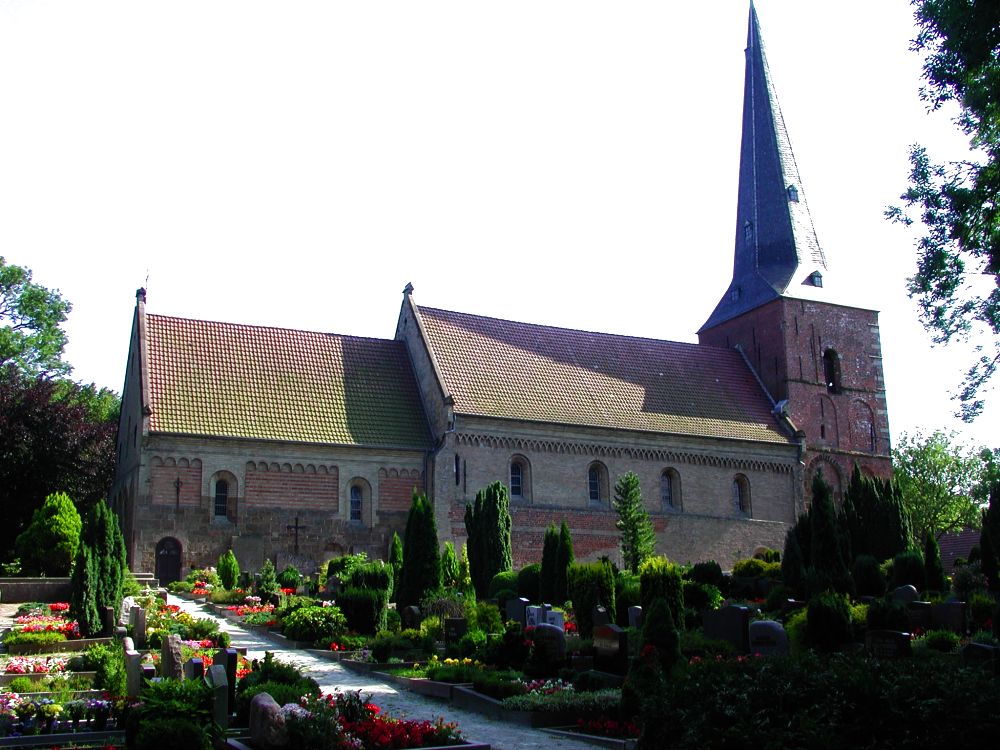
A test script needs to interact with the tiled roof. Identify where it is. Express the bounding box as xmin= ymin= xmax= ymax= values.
xmin=937 ymin=528 xmax=981 ymax=572
xmin=417 ymin=306 xmax=790 ymax=443
xmin=145 ymin=314 xmax=431 ymax=448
